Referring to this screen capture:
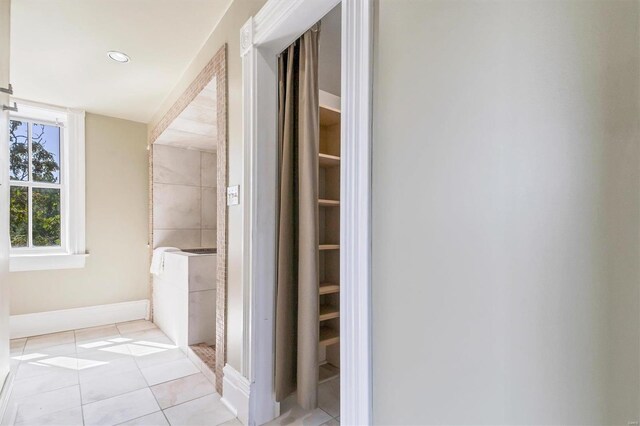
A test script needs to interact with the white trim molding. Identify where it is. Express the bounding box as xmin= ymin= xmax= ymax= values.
xmin=339 ymin=0 xmax=374 ymax=424
xmin=9 ymin=253 xmax=88 ymax=272
xmin=240 ymin=0 xmax=373 ymax=424
xmin=8 ymin=99 xmax=86 ymax=272
xmin=222 ymin=364 xmax=251 ymax=425
xmin=9 ymin=299 xmax=150 ymax=339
